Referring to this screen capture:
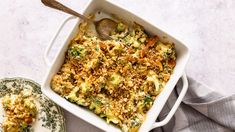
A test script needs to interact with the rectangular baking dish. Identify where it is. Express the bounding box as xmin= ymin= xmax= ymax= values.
xmin=42 ymin=0 xmax=190 ymax=131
